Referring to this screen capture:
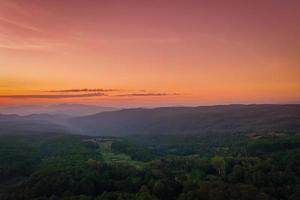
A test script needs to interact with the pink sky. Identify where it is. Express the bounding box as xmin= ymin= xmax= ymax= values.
xmin=0 ymin=0 xmax=299 ymax=106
